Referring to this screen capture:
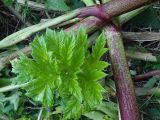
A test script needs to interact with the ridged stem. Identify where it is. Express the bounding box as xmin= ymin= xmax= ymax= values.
xmin=0 ymin=0 xmax=157 ymax=49
xmin=104 ymin=24 xmax=140 ymax=120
